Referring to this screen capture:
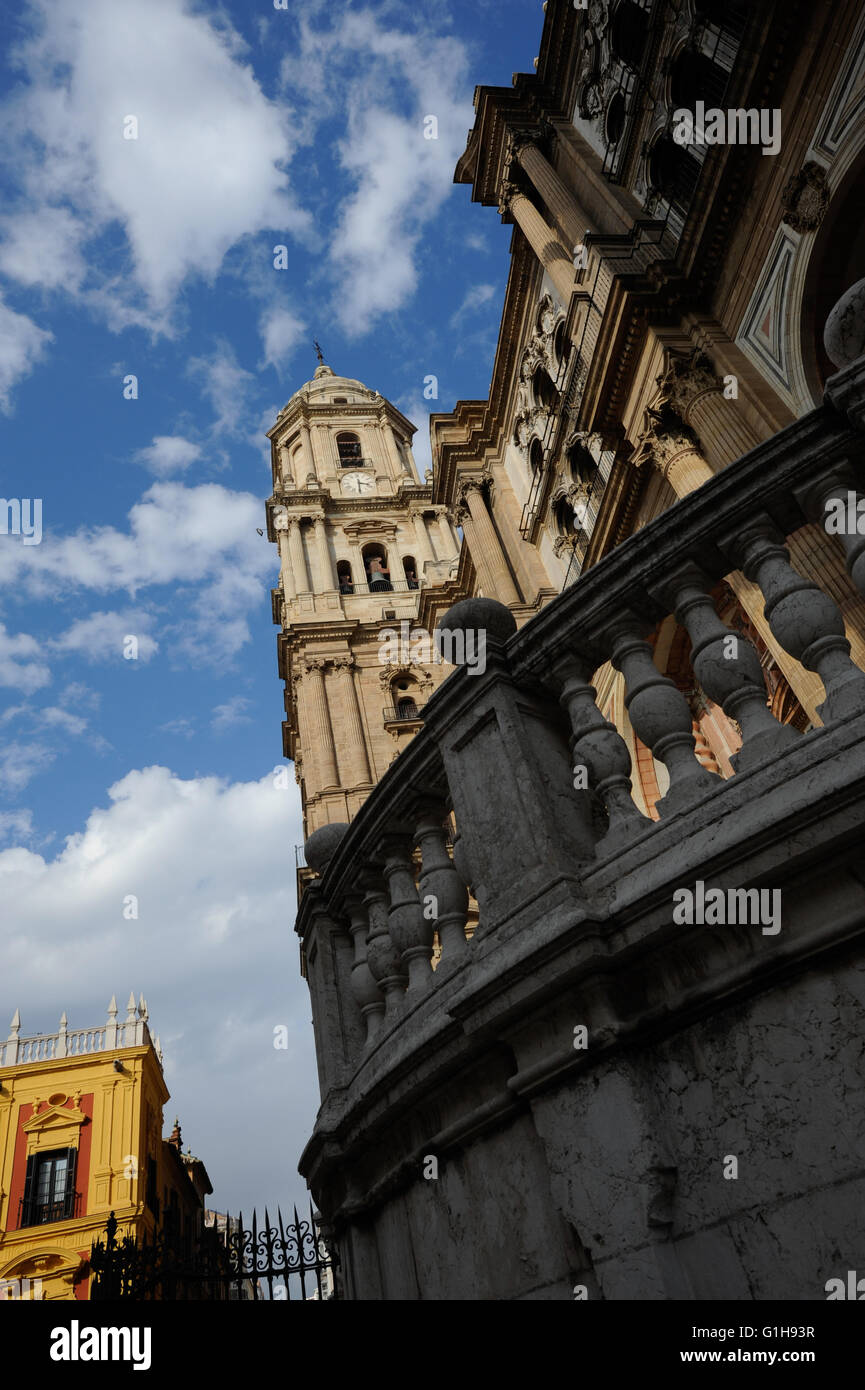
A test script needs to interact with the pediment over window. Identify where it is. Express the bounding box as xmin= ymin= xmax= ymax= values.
xmin=23 ymin=1096 xmax=88 ymax=1153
